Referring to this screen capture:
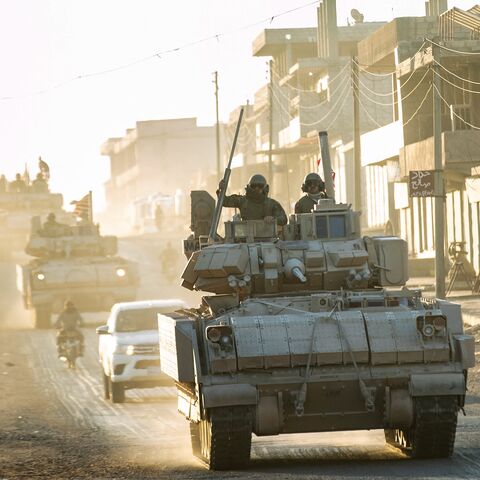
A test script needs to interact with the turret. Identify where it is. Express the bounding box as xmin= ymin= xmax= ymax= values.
xmin=25 ymin=216 xmax=117 ymax=258
xmin=182 ymin=200 xmax=408 ymax=297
